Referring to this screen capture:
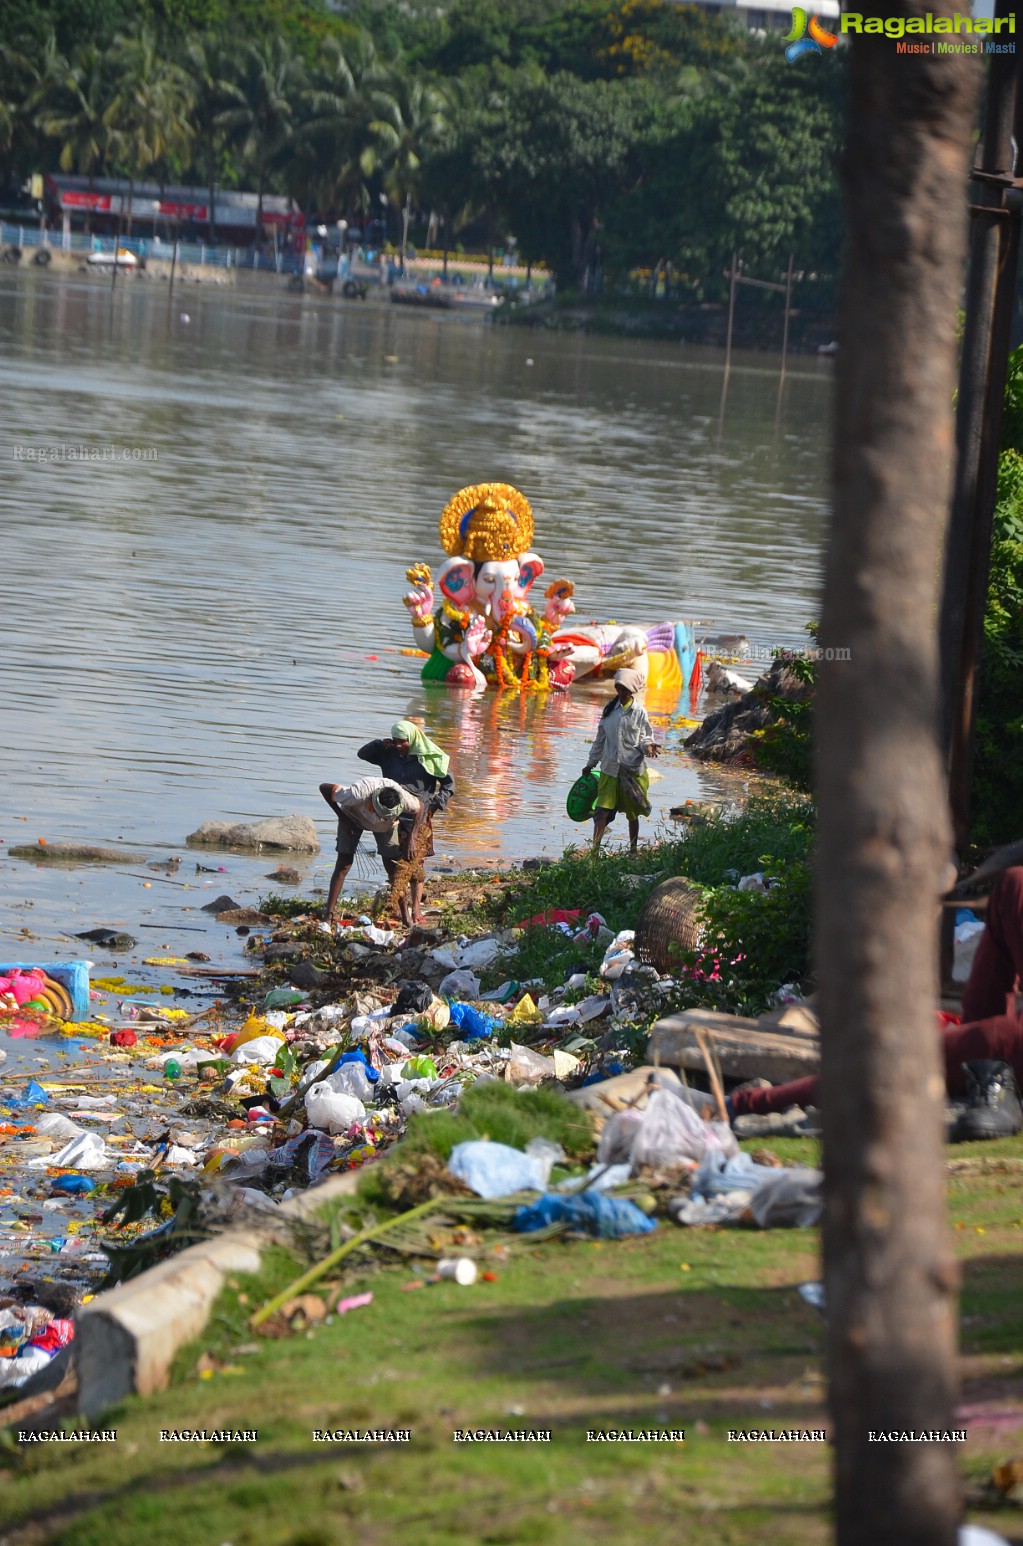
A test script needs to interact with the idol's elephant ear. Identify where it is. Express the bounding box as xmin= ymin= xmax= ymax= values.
xmin=437 ymin=557 xmax=477 ymax=605
xmin=517 ymin=552 xmax=544 ymax=596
